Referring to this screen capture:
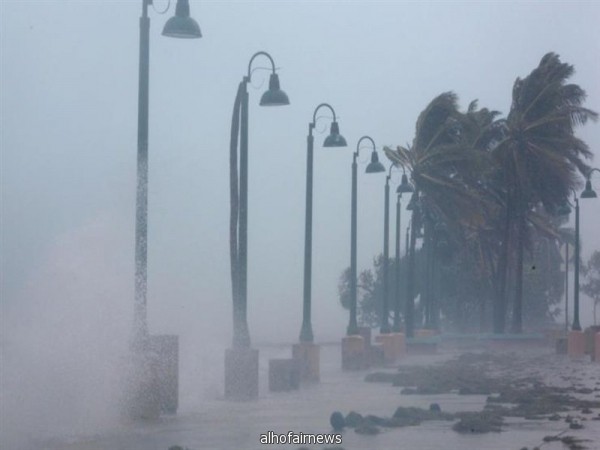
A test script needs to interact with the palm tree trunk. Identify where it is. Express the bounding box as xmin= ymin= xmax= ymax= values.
xmin=493 ymin=200 xmax=511 ymax=334
xmin=512 ymin=213 xmax=525 ymax=333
